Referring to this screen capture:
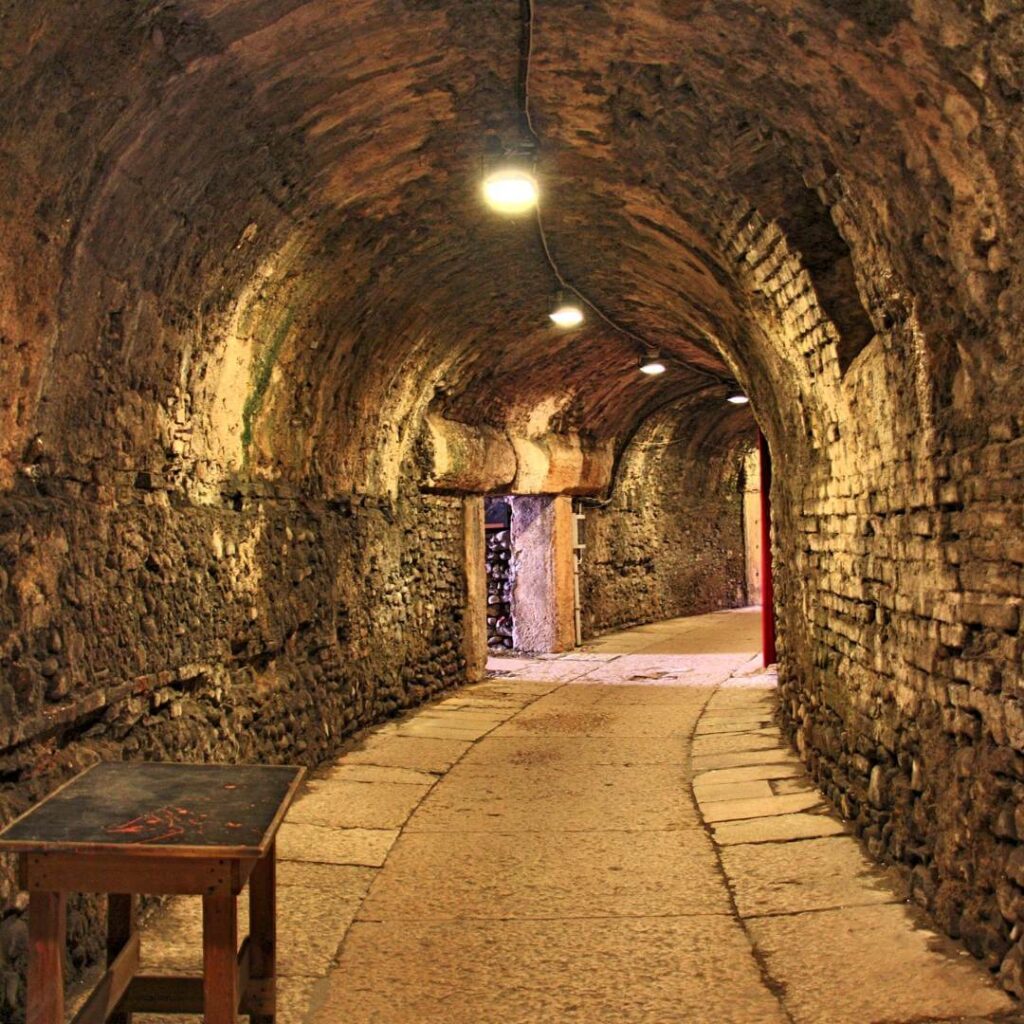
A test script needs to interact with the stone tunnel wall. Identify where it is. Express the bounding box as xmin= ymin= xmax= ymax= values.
xmin=2 ymin=0 xmax=1024 ymax=1006
xmin=773 ymin=387 xmax=1024 ymax=989
xmin=580 ymin=407 xmax=751 ymax=639
xmin=0 ymin=474 xmax=468 ymax=1018
xmin=742 ymin=202 xmax=1024 ymax=989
